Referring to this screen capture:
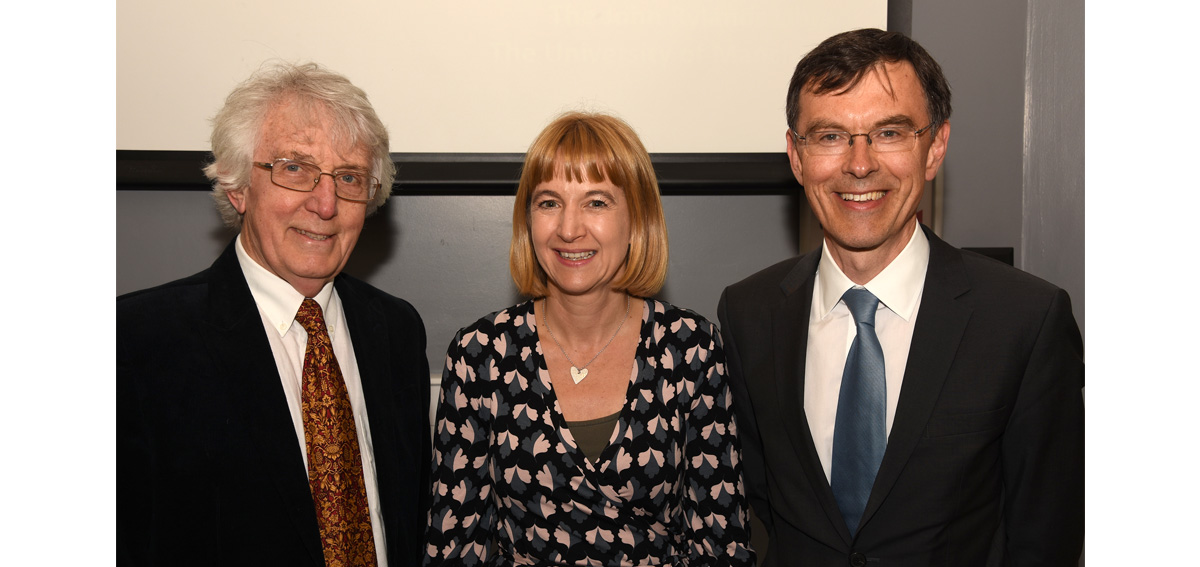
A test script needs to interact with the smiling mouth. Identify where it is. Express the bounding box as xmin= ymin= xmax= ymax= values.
xmin=296 ymin=229 xmax=331 ymax=241
xmin=558 ymin=250 xmax=595 ymax=261
xmin=839 ymin=191 xmax=886 ymax=202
